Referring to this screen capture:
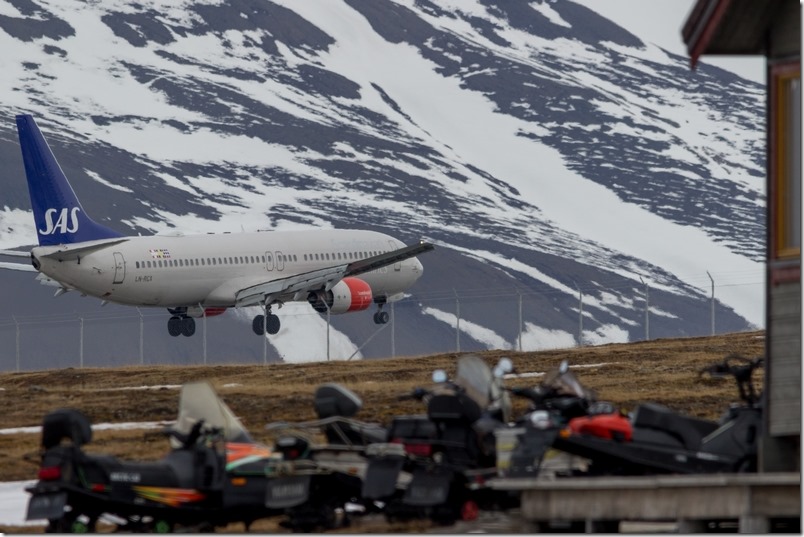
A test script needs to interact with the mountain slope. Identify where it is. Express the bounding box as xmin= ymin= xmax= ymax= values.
xmin=0 ymin=0 xmax=764 ymax=366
